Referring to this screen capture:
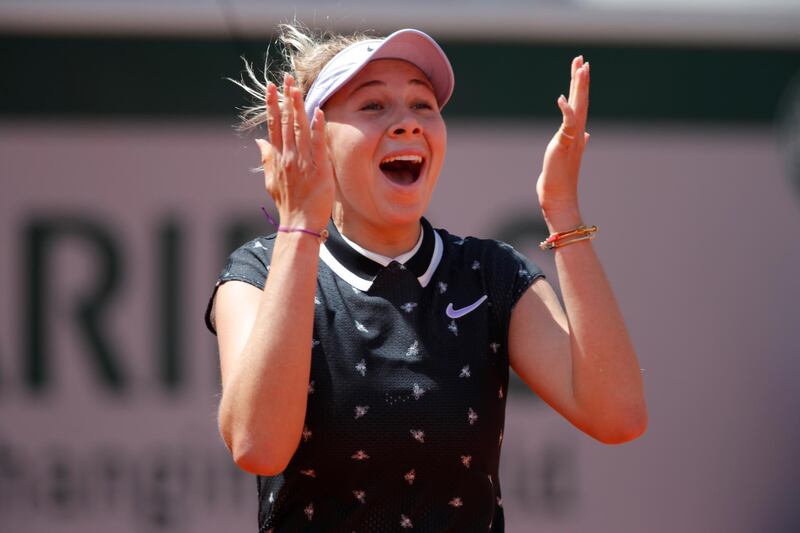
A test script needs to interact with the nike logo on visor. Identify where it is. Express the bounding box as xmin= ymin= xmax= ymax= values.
xmin=446 ymin=295 xmax=488 ymax=319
